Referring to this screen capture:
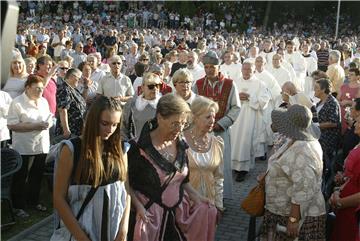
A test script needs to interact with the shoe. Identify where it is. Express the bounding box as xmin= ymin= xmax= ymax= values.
xmin=235 ymin=171 xmax=248 ymax=182
xmin=14 ymin=208 xmax=30 ymax=218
